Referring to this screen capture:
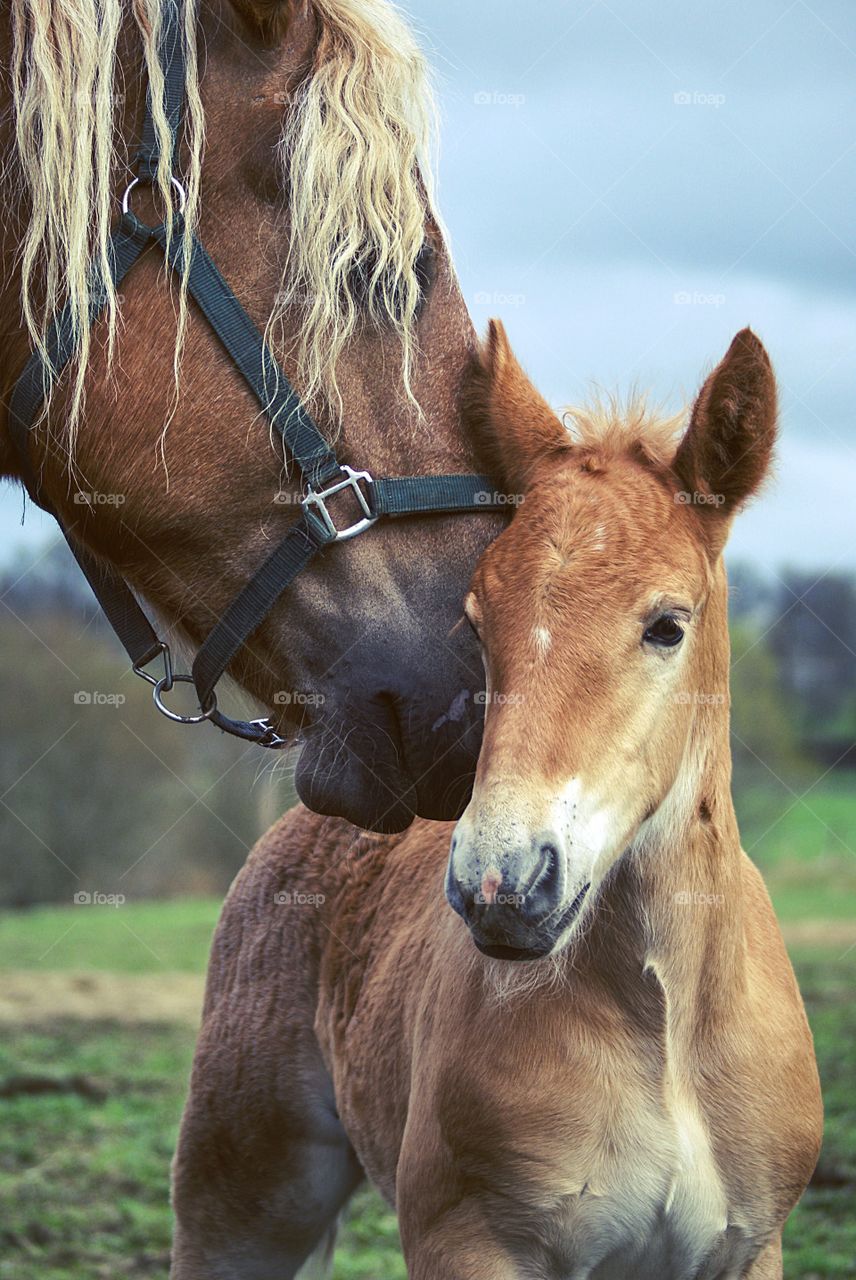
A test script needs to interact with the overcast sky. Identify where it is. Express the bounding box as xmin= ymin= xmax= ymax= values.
xmin=1 ymin=0 xmax=853 ymax=574
xmin=411 ymin=0 xmax=856 ymax=574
